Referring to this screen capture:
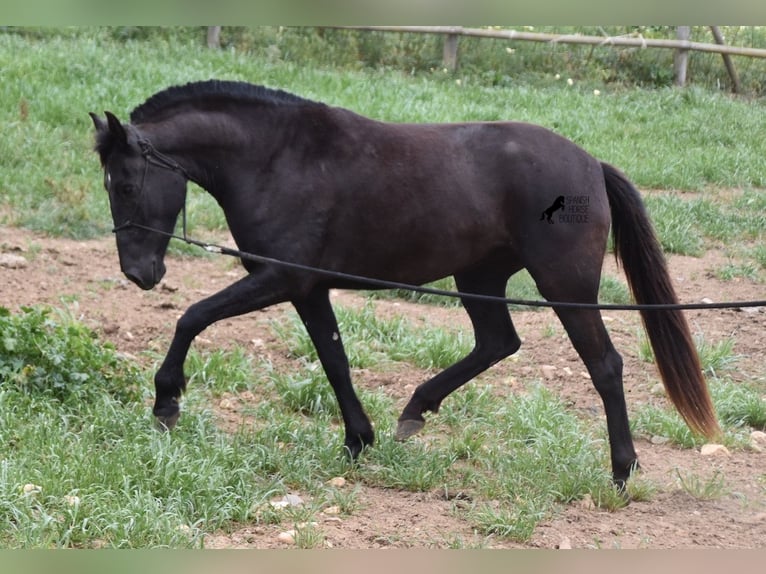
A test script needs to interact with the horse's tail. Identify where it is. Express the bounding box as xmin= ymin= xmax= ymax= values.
xmin=601 ymin=161 xmax=720 ymax=440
